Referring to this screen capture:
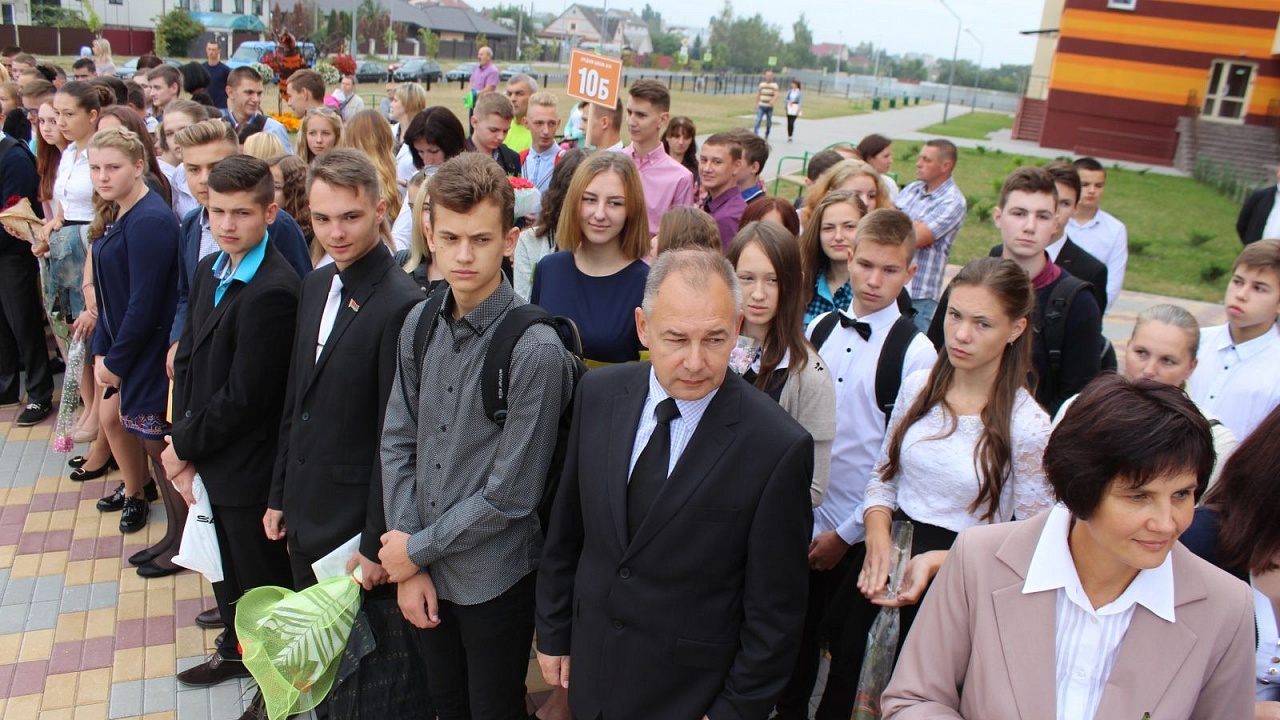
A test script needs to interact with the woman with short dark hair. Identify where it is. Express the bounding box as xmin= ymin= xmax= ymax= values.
xmin=882 ymin=373 xmax=1255 ymax=720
